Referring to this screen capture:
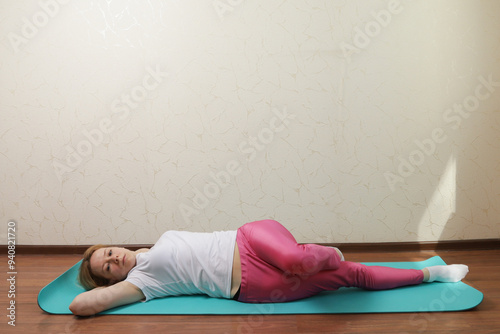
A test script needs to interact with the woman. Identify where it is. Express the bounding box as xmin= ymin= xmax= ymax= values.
xmin=69 ymin=219 xmax=469 ymax=316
